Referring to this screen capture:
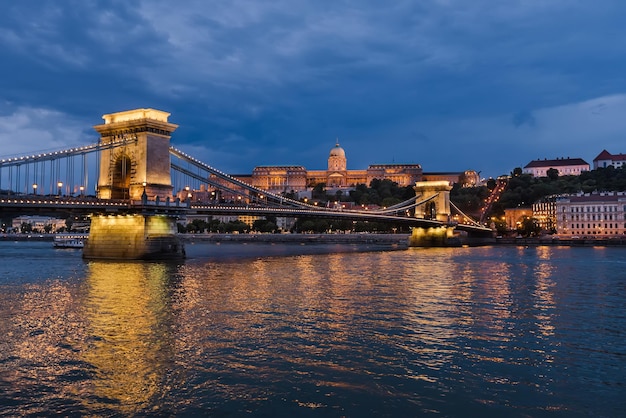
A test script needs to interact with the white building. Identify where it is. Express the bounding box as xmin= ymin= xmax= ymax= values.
xmin=11 ymin=215 xmax=66 ymax=232
xmin=556 ymin=192 xmax=626 ymax=237
xmin=523 ymin=157 xmax=590 ymax=177
xmin=593 ymin=150 xmax=626 ymax=170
